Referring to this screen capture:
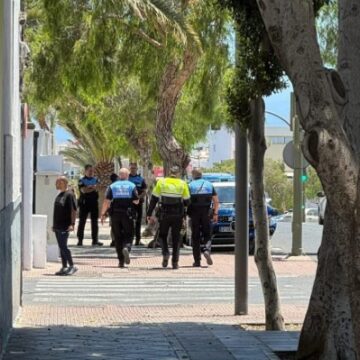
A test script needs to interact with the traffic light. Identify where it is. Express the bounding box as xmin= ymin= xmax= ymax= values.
xmin=301 ymin=168 xmax=309 ymax=183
